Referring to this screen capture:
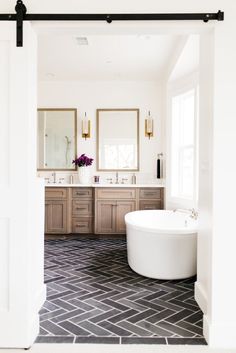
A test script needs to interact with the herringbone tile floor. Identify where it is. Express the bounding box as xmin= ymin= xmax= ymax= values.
xmin=36 ymin=237 xmax=206 ymax=345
